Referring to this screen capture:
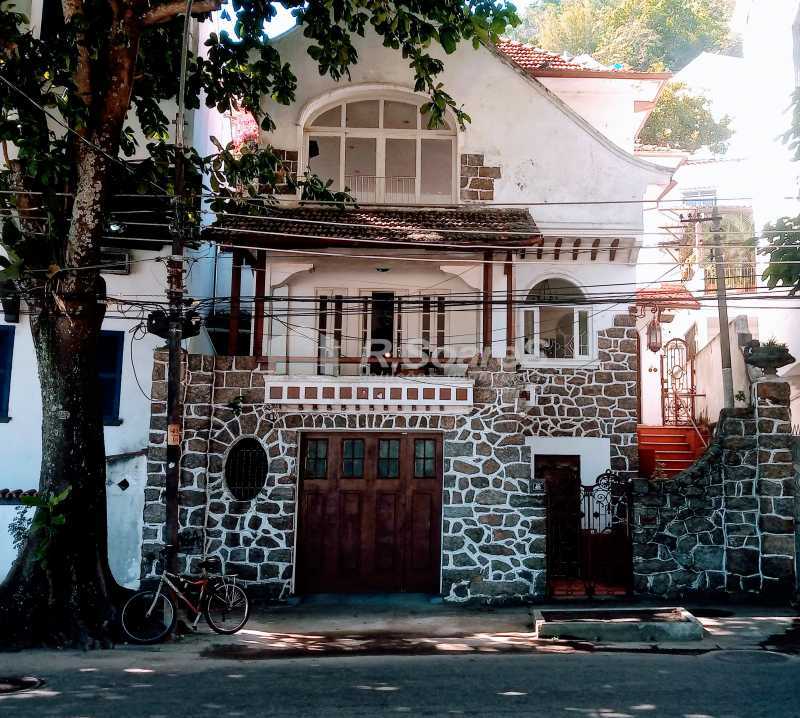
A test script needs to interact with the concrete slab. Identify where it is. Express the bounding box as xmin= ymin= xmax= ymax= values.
xmin=534 ymin=607 xmax=705 ymax=642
